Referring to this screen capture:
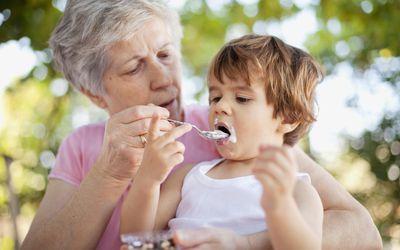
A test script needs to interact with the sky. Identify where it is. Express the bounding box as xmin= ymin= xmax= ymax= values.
xmin=0 ymin=0 xmax=398 ymax=162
